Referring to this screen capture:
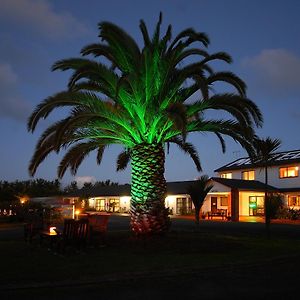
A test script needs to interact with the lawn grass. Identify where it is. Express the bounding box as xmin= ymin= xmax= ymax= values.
xmin=1 ymin=228 xmax=300 ymax=287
